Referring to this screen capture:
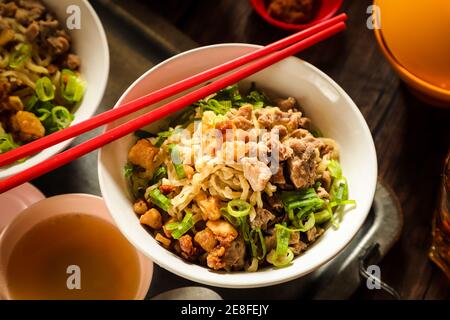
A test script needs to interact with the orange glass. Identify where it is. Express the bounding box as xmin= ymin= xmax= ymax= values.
xmin=429 ymin=151 xmax=450 ymax=280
